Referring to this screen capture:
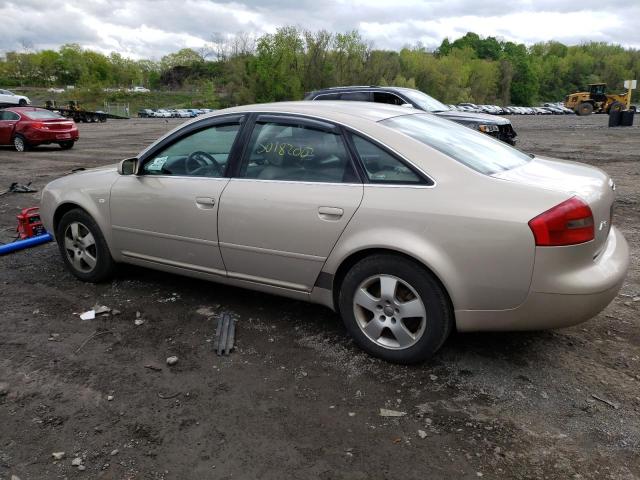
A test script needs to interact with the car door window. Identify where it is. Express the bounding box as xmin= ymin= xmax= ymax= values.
xmin=239 ymin=121 xmax=358 ymax=183
xmin=340 ymin=92 xmax=370 ymax=101
xmin=0 ymin=111 xmax=18 ymax=121
xmin=141 ymin=123 xmax=241 ymax=177
xmin=351 ymin=134 xmax=426 ymax=184
xmin=373 ymin=92 xmax=405 ymax=106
